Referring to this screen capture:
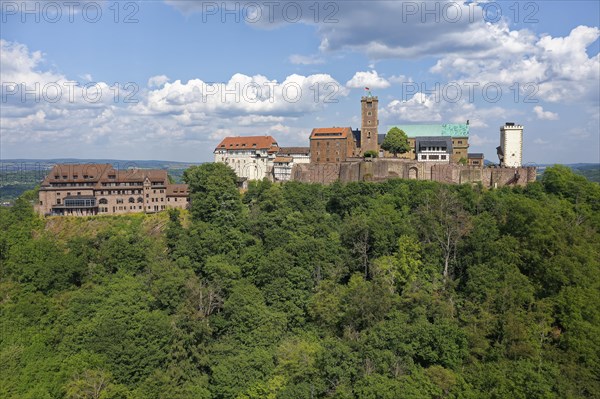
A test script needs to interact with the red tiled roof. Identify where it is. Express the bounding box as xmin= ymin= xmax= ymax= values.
xmin=310 ymin=127 xmax=352 ymax=139
xmin=274 ymin=156 xmax=293 ymax=163
xmin=41 ymin=164 xmax=169 ymax=187
xmin=42 ymin=164 xmax=112 ymax=185
xmin=278 ymin=147 xmax=310 ymax=155
xmin=215 ymin=136 xmax=279 ymax=152
xmin=166 ymin=184 xmax=189 ymax=196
